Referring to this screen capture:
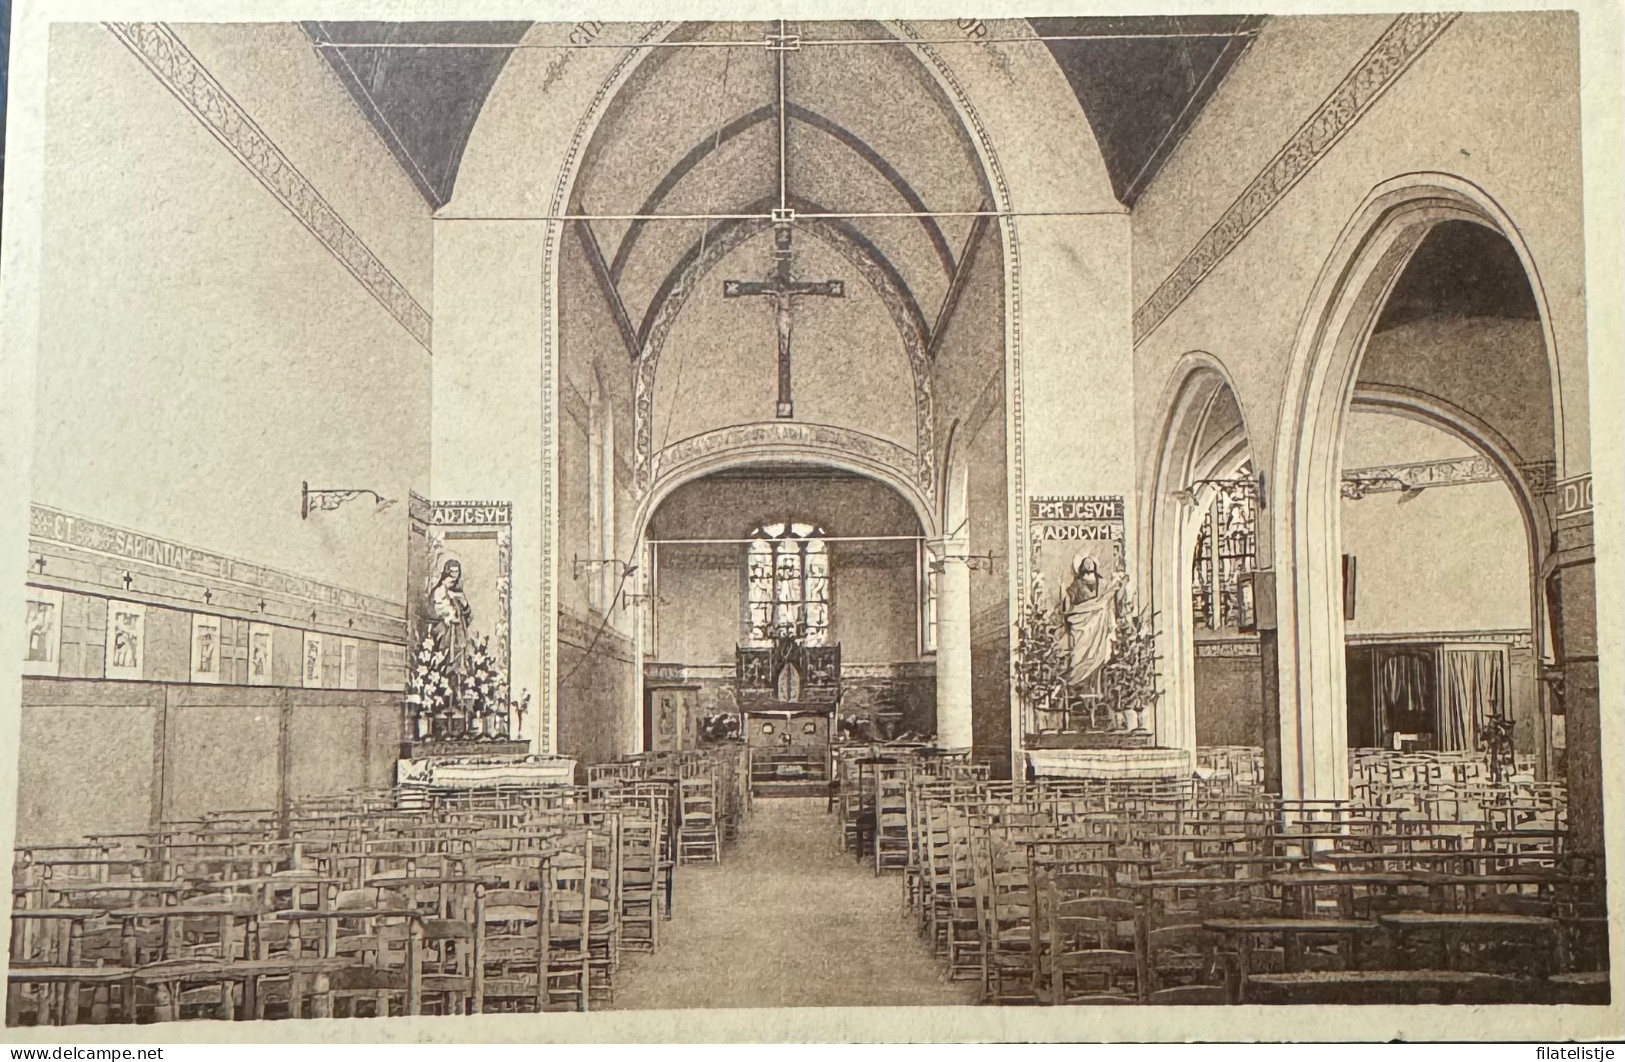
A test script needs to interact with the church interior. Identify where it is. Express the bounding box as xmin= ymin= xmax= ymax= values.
xmin=4 ymin=13 xmax=1613 ymax=1022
